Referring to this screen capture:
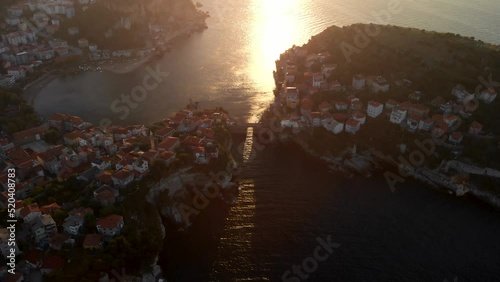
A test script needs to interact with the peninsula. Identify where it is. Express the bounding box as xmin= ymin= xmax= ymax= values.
xmin=269 ymin=24 xmax=500 ymax=204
